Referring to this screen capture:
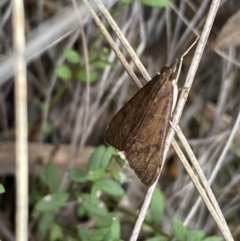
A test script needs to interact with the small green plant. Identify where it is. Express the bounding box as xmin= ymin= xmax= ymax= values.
xmin=54 ymin=47 xmax=113 ymax=83
xmin=0 ymin=183 xmax=5 ymax=194
xmin=30 ymin=146 xmax=223 ymax=241
xmin=171 ymin=218 xmax=222 ymax=241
